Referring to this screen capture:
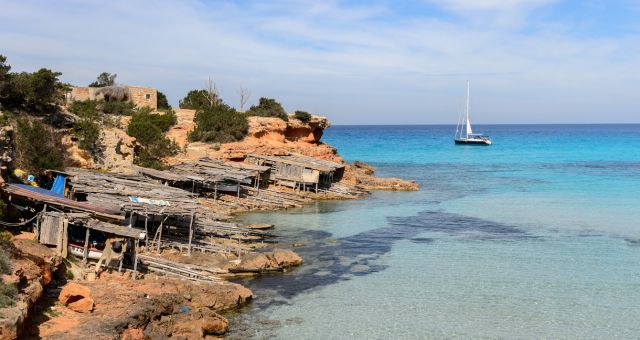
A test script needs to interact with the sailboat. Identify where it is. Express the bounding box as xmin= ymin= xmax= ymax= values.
xmin=454 ymin=81 xmax=492 ymax=145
